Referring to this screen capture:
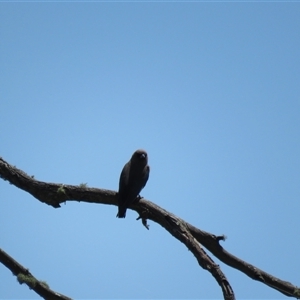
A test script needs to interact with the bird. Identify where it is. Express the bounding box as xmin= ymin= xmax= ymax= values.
xmin=116 ymin=149 xmax=150 ymax=218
